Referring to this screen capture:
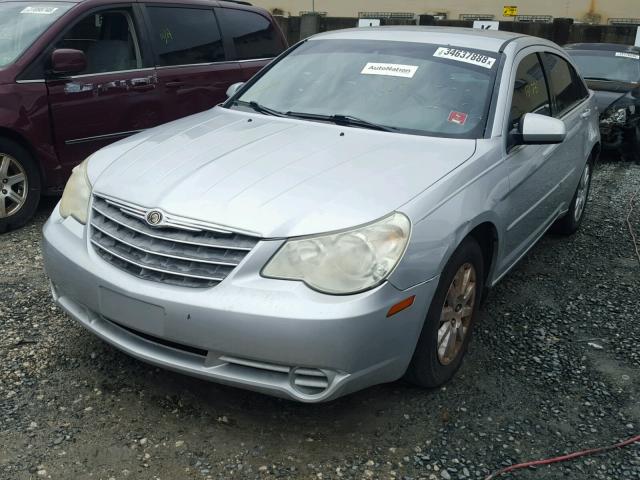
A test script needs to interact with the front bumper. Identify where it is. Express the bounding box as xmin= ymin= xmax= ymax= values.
xmin=42 ymin=206 xmax=437 ymax=402
xmin=599 ymin=119 xmax=639 ymax=152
